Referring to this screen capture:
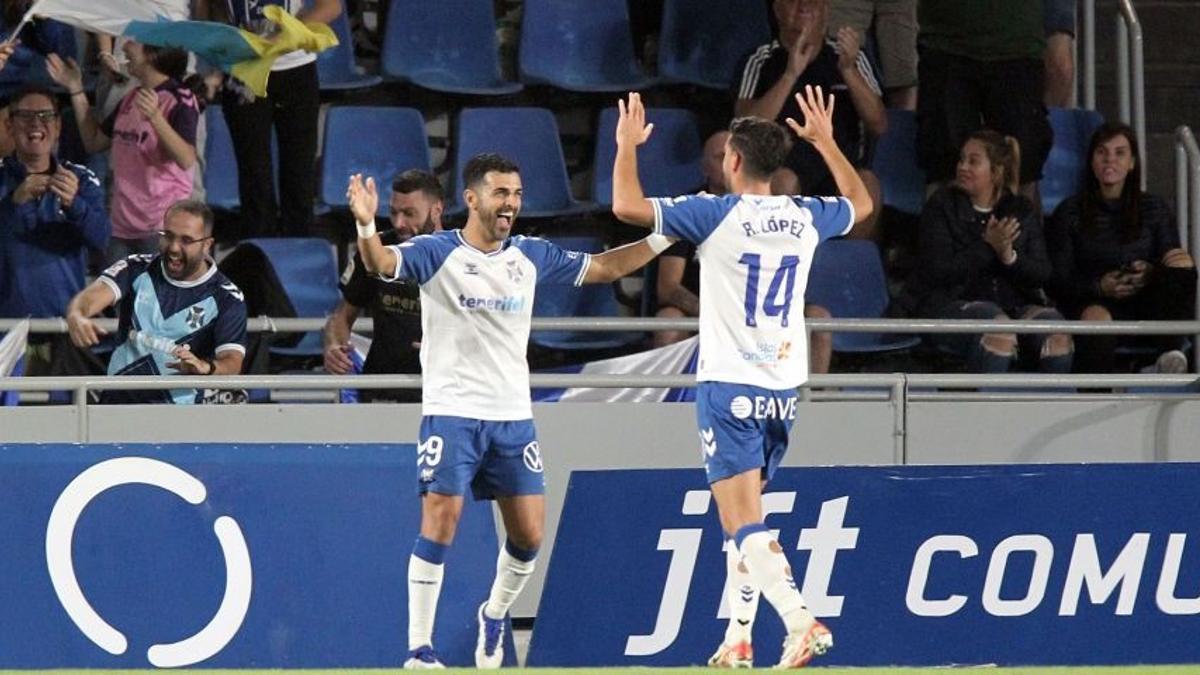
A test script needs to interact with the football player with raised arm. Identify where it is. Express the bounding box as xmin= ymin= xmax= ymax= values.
xmin=347 ymin=152 xmax=673 ymax=669
xmin=611 ymin=87 xmax=873 ymax=668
